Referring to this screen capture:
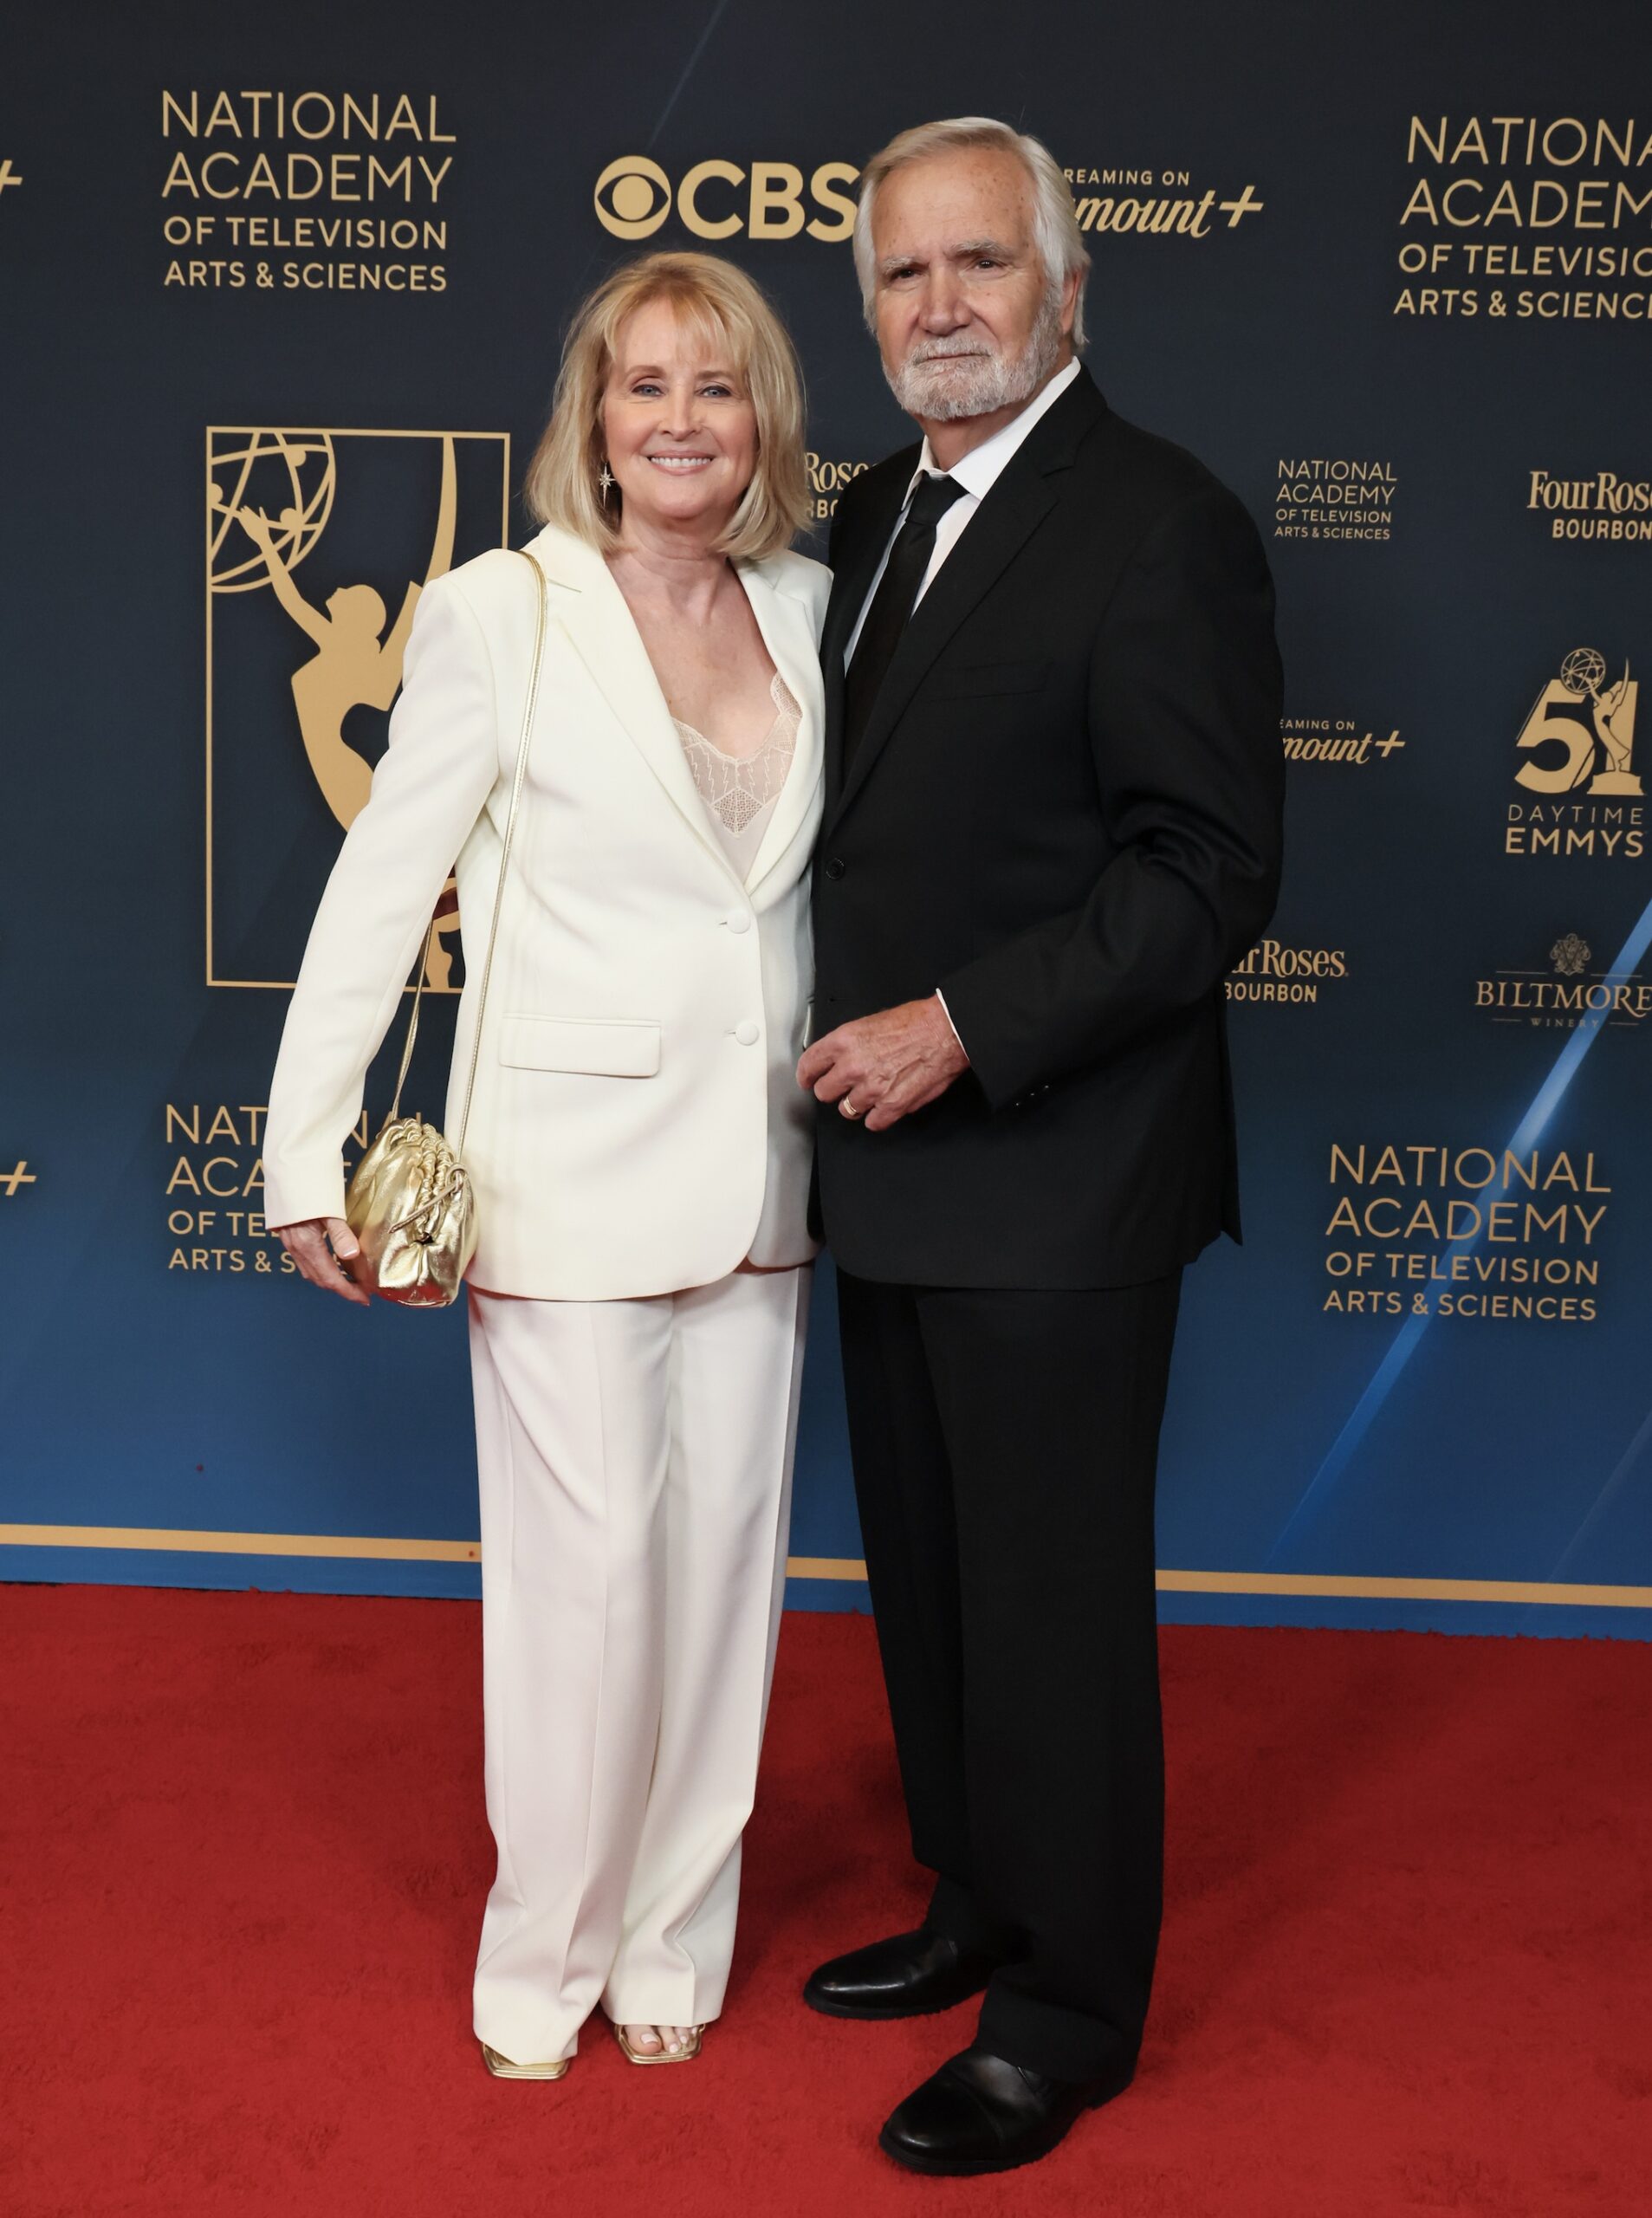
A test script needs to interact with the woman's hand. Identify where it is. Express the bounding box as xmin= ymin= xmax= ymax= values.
xmin=276 ymin=1217 xmax=373 ymax=1307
